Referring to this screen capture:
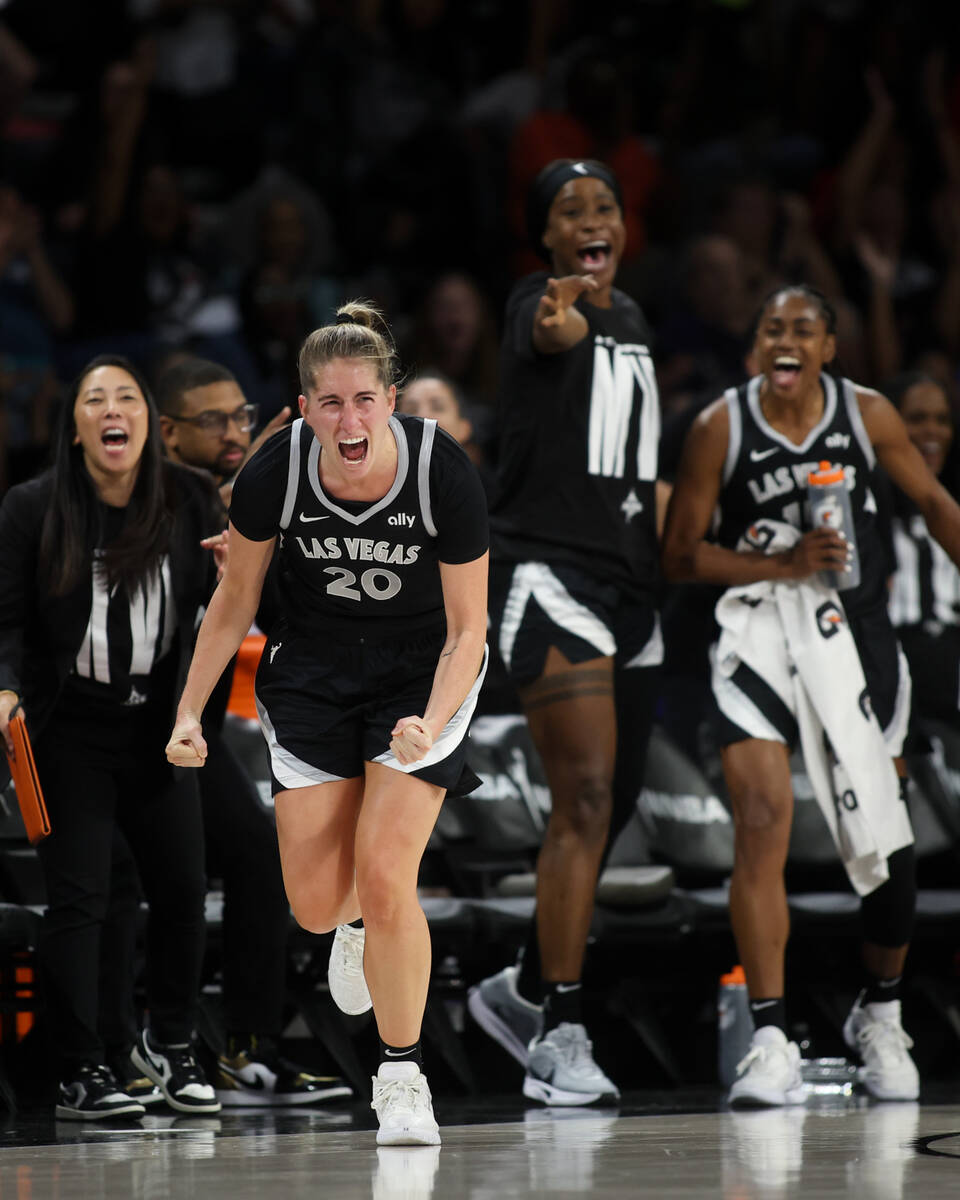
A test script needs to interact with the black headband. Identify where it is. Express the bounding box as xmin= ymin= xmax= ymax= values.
xmin=526 ymin=159 xmax=623 ymax=261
